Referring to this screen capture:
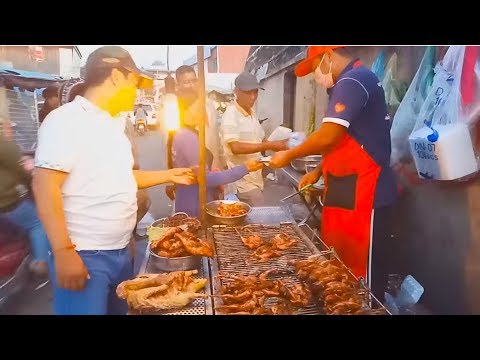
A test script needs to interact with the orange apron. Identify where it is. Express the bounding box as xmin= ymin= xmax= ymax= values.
xmin=321 ymin=133 xmax=381 ymax=281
